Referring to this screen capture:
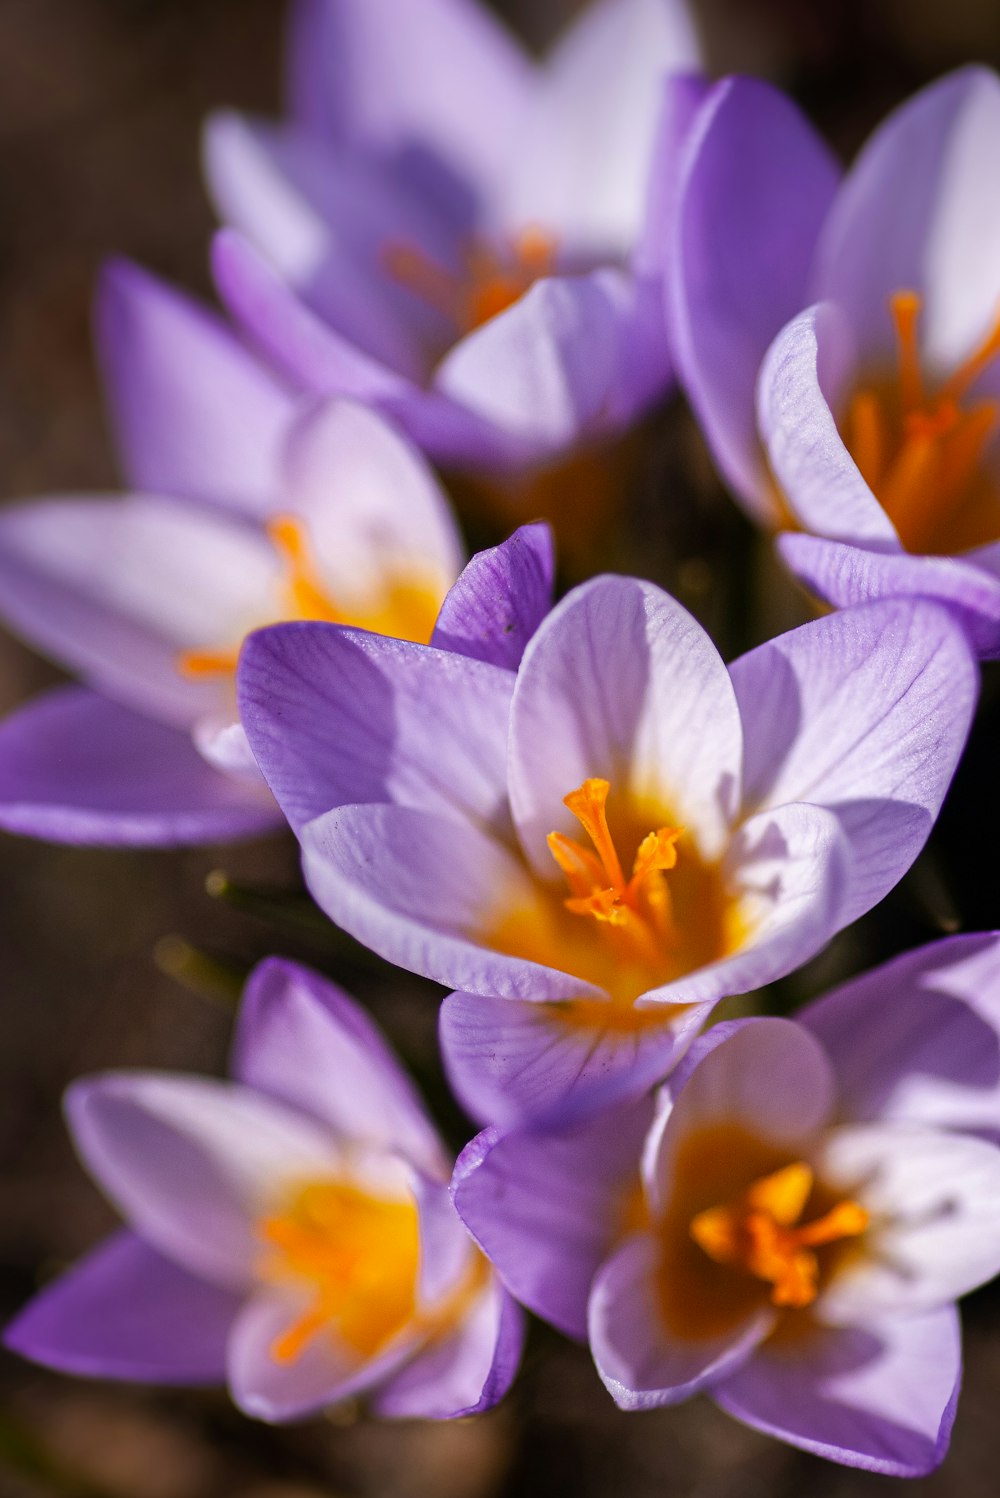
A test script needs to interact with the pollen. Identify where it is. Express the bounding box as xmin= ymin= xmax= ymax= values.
xmin=841 ymin=289 xmax=1000 ymax=553
xmin=383 ymin=227 xmax=559 ymax=337
xmin=256 ymin=1179 xmax=420 ymax=1365
xmin=690 ymin=1161 xmax=869 ymax=1310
